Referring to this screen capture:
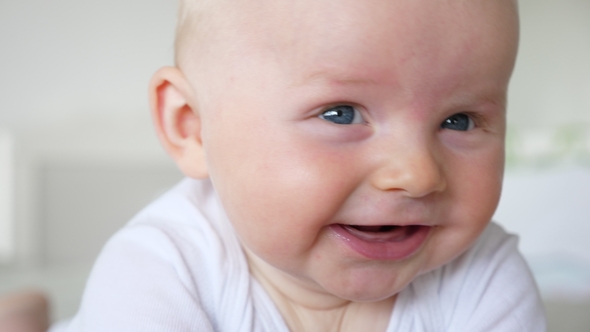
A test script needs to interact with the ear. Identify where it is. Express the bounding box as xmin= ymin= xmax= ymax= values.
xmin=149 ymin=67 xmax=208 ymax=179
